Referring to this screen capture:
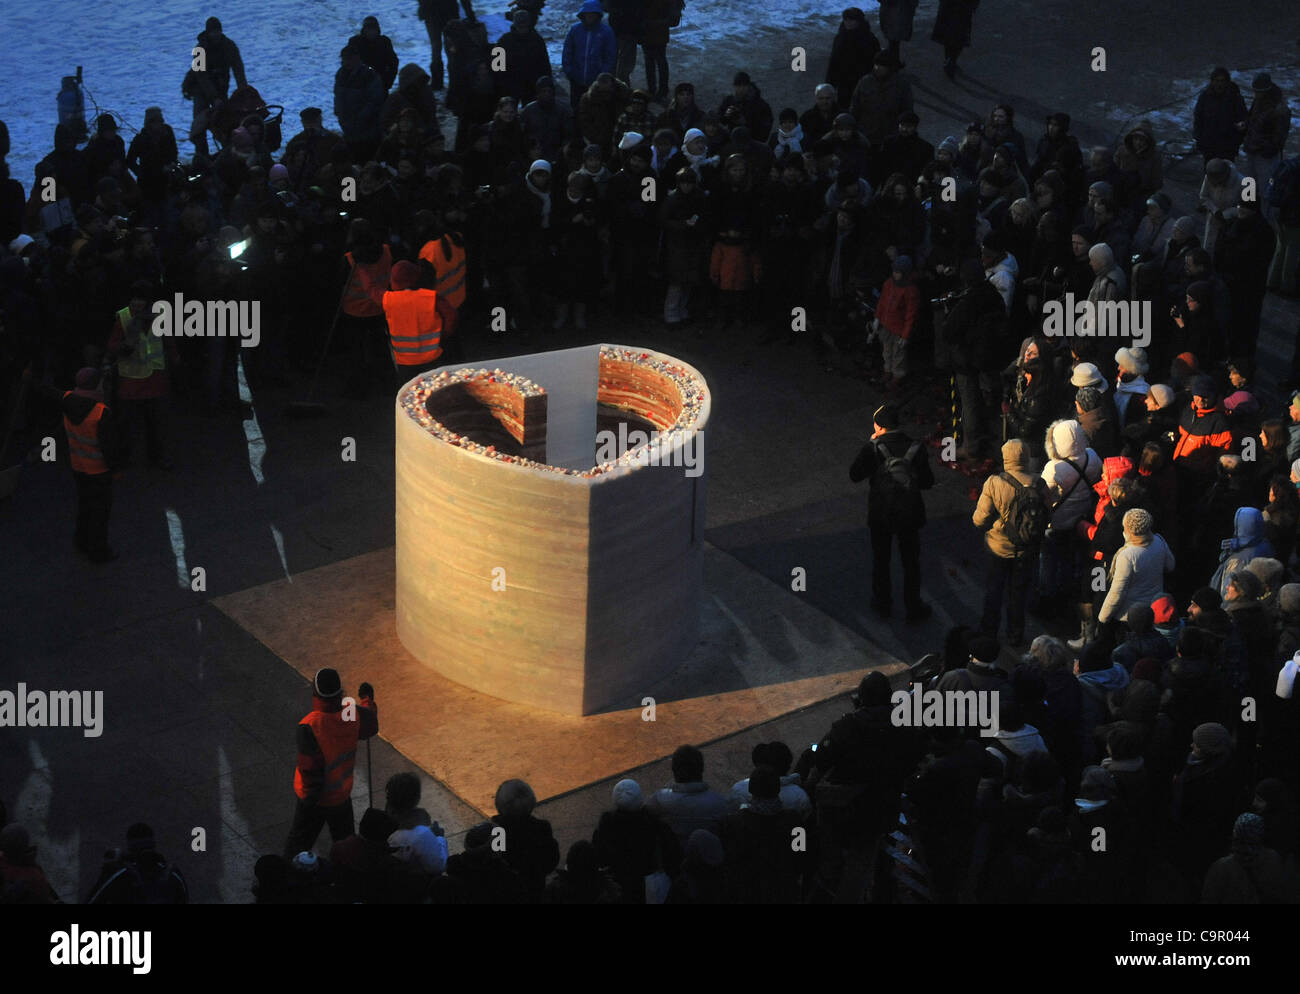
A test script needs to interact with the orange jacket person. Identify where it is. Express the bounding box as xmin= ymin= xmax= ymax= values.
xmin=283 ymin=668 xmax=378 ymax=858
xmin=382 ymin=260 xmax=443 ymax=378
xmin=43 ymin=367 xmax=123 ymax=563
